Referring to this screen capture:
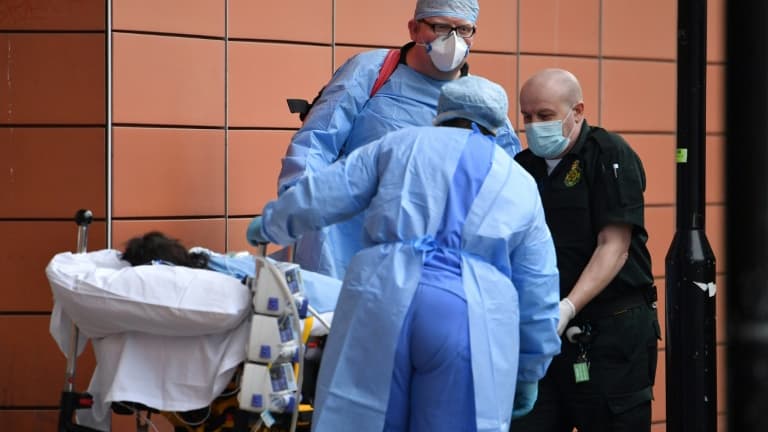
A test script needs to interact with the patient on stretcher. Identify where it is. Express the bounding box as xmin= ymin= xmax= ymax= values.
xmin=120 ymin=231 xmax=210 ymax=269
xmin=47 ymin=232 xmax=340 ymax=431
